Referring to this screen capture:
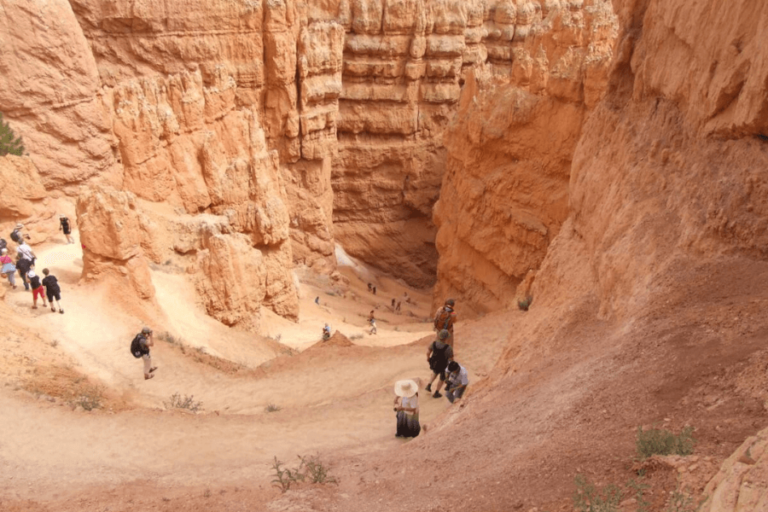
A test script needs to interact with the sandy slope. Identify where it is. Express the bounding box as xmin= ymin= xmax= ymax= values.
xmin=0 ymin=234 xmax=508 ymax=504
